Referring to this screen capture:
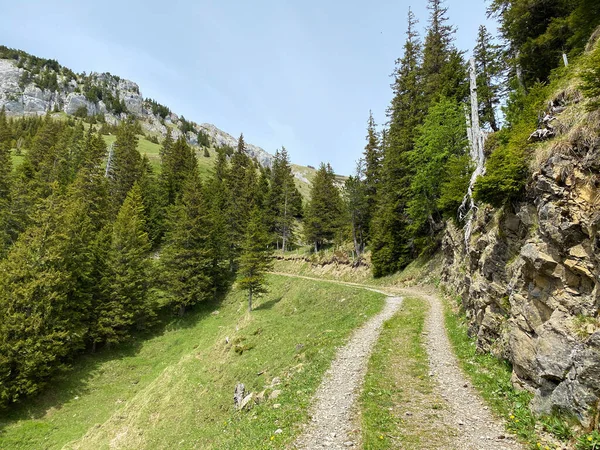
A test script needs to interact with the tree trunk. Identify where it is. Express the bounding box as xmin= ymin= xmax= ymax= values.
xmin=282 ymin=191 xmax=288 ymax=252
xmin=179 ymin=303 xmax=185 ymax=317
xmin=314 ymin=241 xmax=318 ymax=253
xmin=248 ymin=289 xmax=253 ymax=312
xmin=351 ymin=214 xmax=360 ymax=257
xmin=459 ymin=57 xmax=487 ymax=249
